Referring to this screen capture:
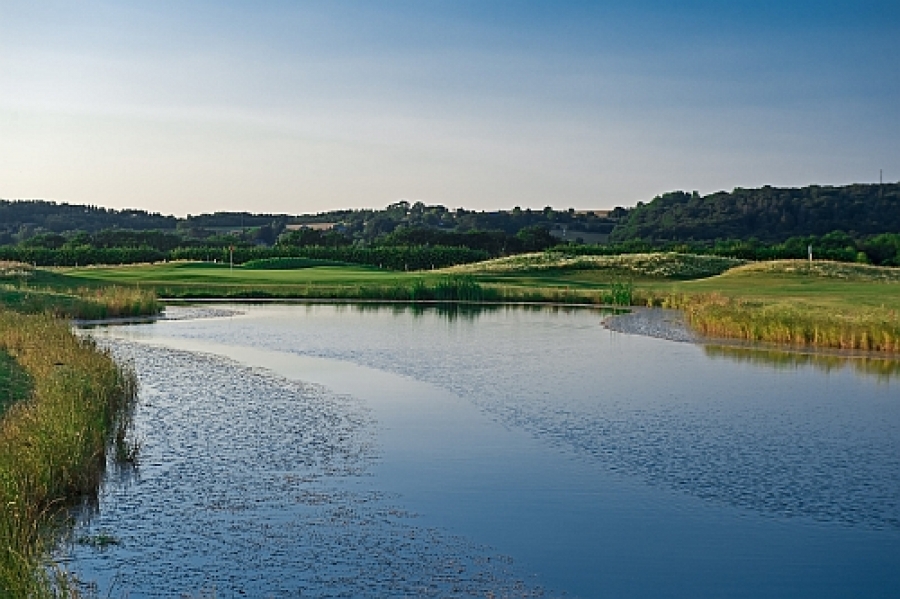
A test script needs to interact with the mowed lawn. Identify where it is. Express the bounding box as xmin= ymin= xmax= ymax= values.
xmin=56 ymin=262 xmax=415 ymax=290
